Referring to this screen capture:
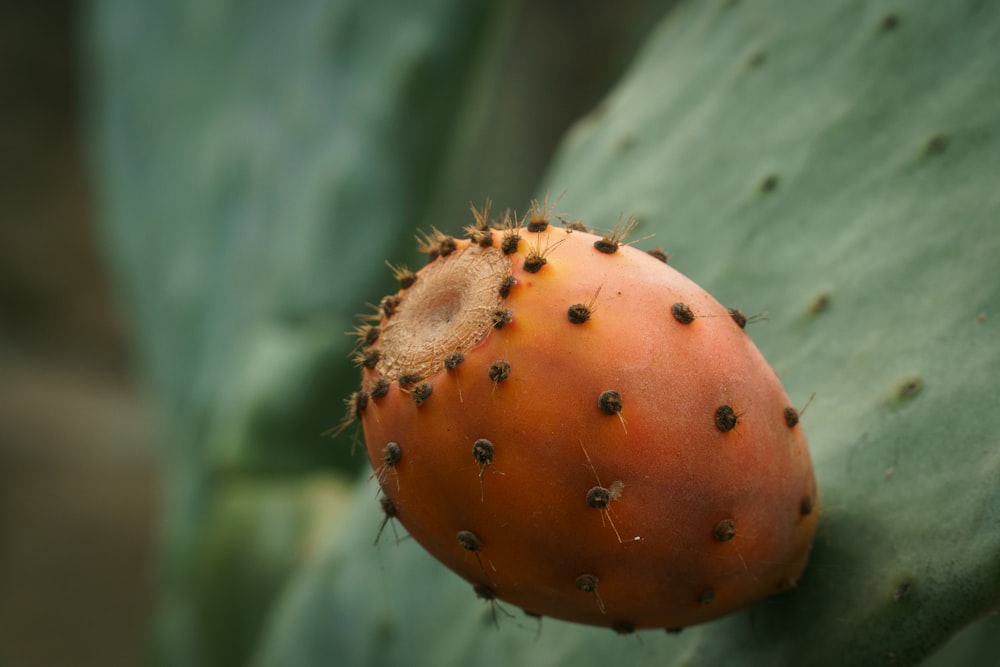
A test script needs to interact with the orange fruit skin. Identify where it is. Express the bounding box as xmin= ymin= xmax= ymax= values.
xmin=358 ymin=224 xmax=818 ymax=630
